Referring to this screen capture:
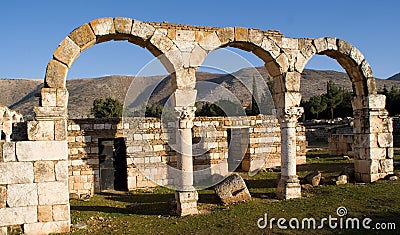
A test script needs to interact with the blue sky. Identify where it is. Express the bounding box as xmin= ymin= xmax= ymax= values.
xmin=0 ymin=0 xmax=399 ymax=79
